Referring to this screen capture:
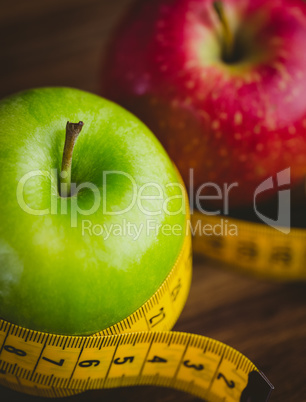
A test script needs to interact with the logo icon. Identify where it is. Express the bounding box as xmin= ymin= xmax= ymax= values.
xmin=253 ymin=168 xmax=291 ymax=234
